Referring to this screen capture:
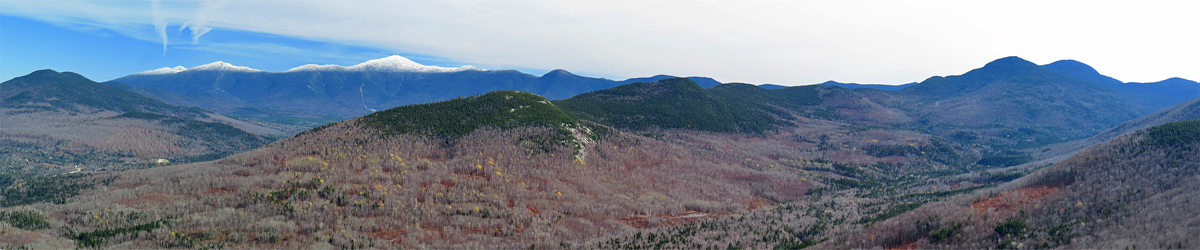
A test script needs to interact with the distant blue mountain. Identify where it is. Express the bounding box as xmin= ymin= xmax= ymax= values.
xmin=817 ymin=81 xmax=915 ymax=91
xmin=620 ymin=75 xmax=722 ymax=88
xmin=895 ymin=56 xmax=1156 ymax=143
xmin=1041 ymin=59 xmax=1200 ymax=110
xmin=1040 ymin=60 xmax=1124 ymax=86
xmin=758 ymin=84 xmax=788 ymax=89
xmin=107 ymin=56 xmax=724 ymax=122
